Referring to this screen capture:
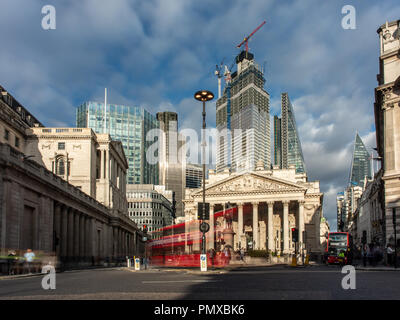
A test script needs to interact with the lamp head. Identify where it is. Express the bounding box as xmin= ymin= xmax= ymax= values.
xmin=194 ymin=90 xmax=214 ymax=102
